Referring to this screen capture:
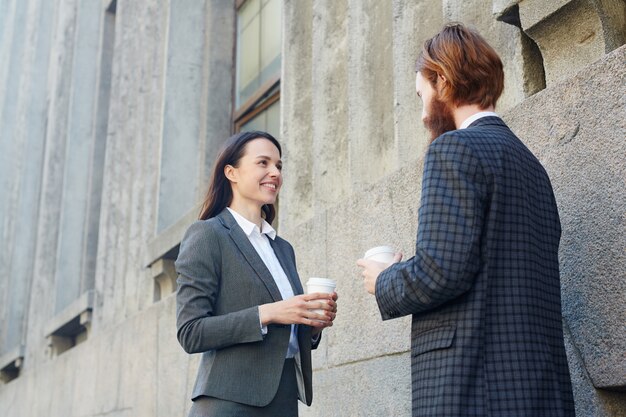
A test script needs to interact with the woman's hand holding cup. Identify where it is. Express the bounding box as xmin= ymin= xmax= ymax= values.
xmin=259 ymin=292 xmax=337 ymax=328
